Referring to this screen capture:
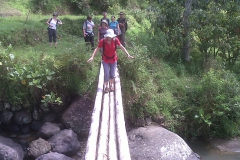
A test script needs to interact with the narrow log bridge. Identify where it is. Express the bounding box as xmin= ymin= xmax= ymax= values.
xmin=85 ymin=63 xmax=131 ymax=160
